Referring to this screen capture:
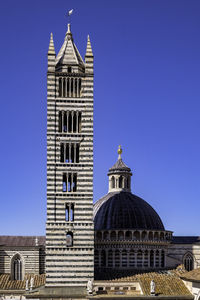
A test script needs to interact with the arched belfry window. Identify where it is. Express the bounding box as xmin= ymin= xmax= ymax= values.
xmin=58 ymin=77 xmax=81 ymax=98
xmin=11 ymin=254 xmax=23 ymax=280
xmin=184 ymin=253 xmax=194 ymax=271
